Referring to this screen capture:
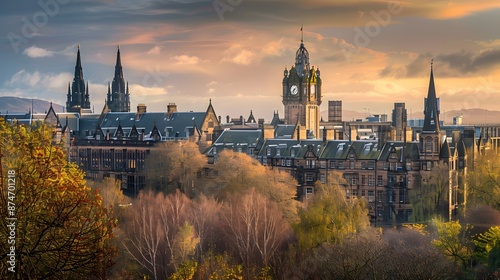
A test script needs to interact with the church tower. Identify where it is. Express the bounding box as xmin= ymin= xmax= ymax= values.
xmin=420 ymin=60 xmax=443 ymax=162
xmin=107 ymin=45 xmax=131 ymax=112
xmin=282 ymin=27 xmax=322 ymax=138
xmin=66 ymin=45 xmax=91 ymax=113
